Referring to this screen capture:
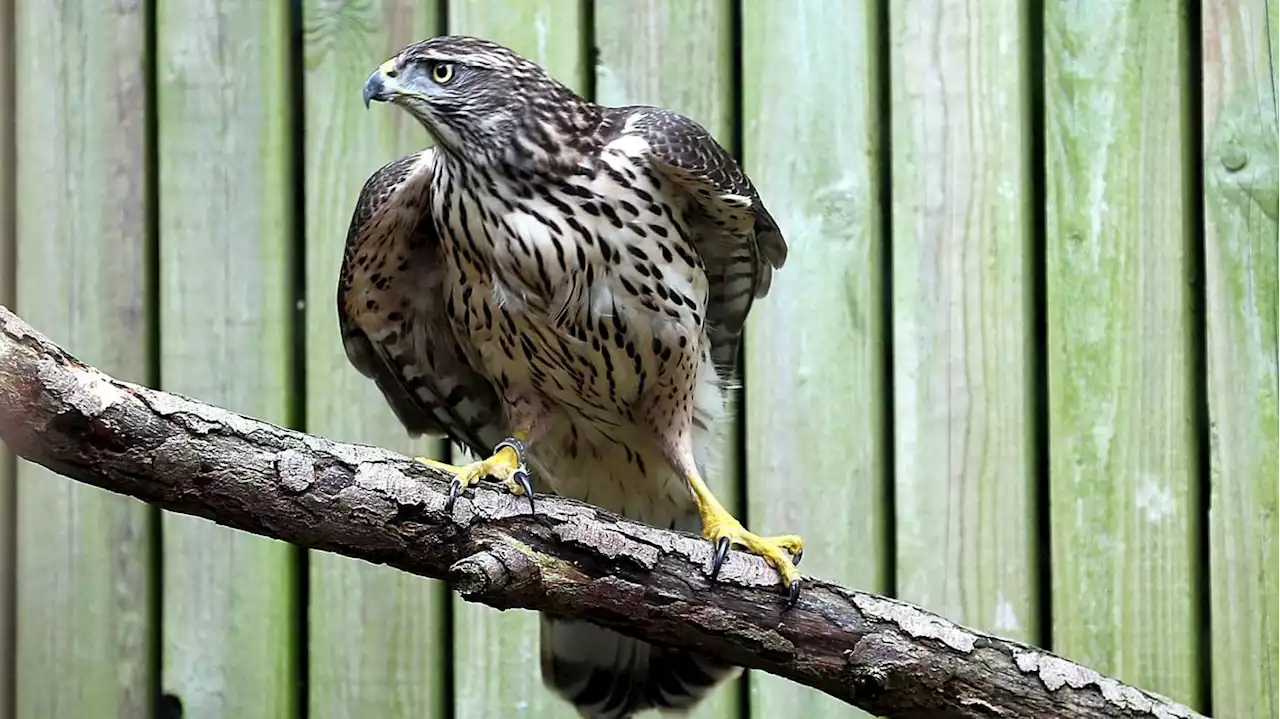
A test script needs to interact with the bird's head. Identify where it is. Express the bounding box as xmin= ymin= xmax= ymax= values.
xmin=363 ymin=35 xmax=600 ymax=170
